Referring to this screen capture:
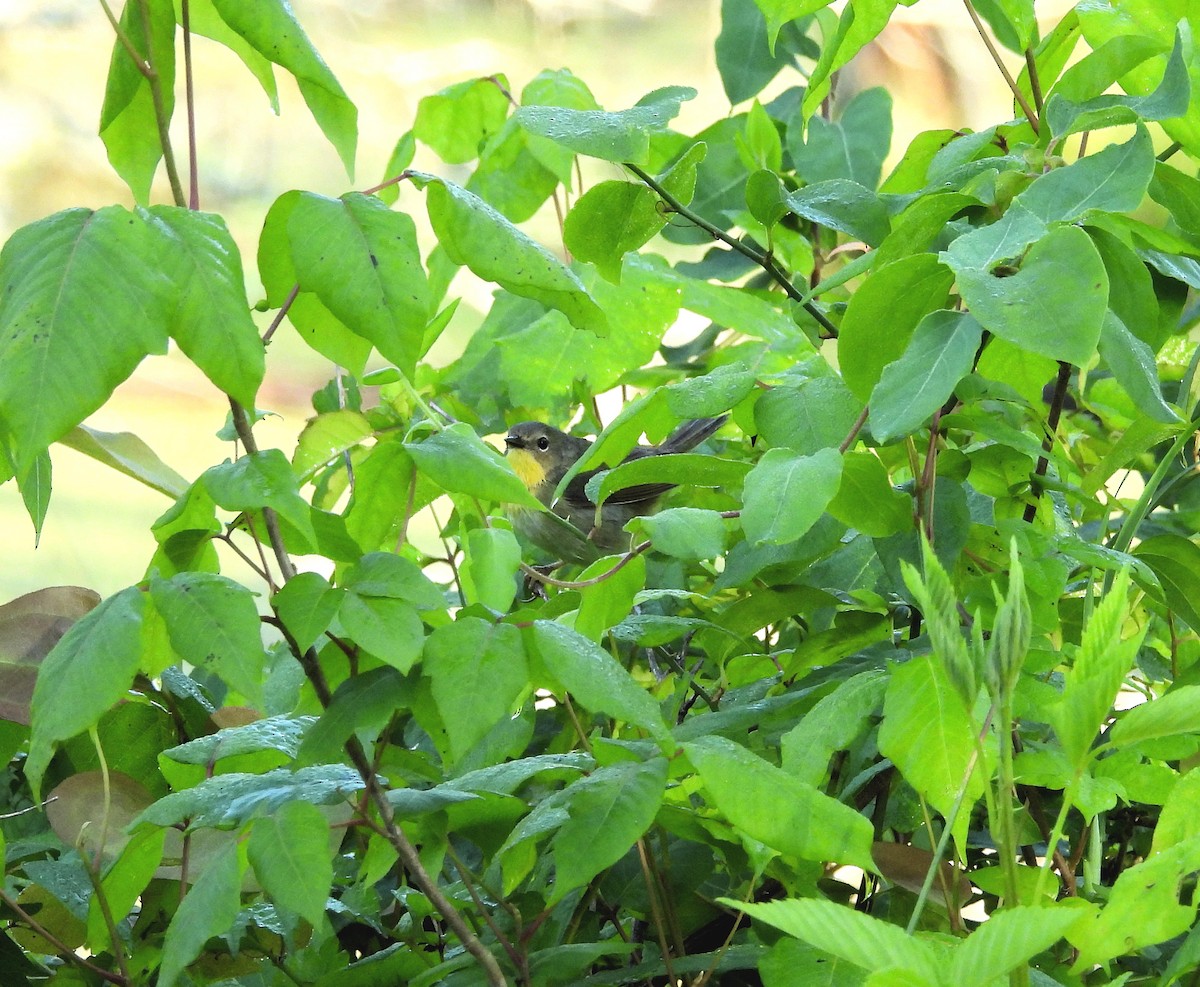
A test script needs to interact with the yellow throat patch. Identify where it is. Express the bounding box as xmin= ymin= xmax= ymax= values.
xmin=507 ymin=447 xmax=548 ymax=495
